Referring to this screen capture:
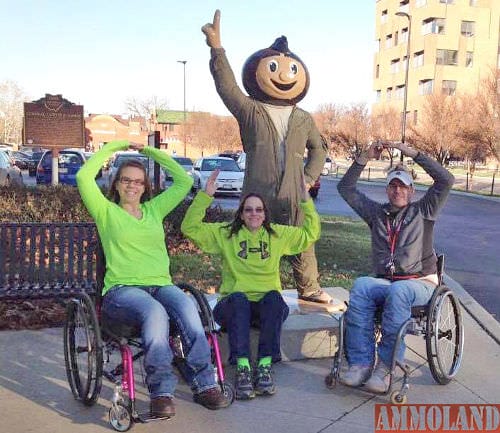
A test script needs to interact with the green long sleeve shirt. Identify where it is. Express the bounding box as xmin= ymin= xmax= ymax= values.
xmin=76 ymin=140 xmax=193 ymax=295
xmin=181 ymin=191 xmax=320 ymax=301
